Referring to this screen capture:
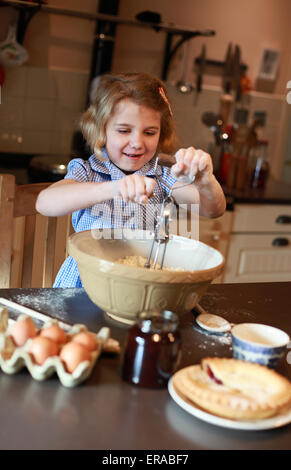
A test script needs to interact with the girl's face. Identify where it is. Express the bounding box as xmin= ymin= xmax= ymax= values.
xmin=105 ymin=98 xmax=161 ymax=173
